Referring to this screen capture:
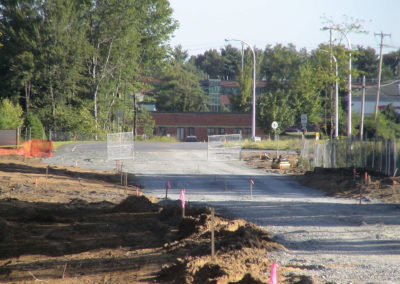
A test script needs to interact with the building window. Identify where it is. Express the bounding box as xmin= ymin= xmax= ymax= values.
xmin=159 ymin=127 xmax=166 ymax=136
xmin=208 ymin=128 xmax=215 ymax=135
xmin=234 ymin=128 xmax=241 ymax=134
xmin=218 ymin=128 xmax=225 ymax=135
xmin=188 ymin=127 xmax=195 ymax=136
xmin=244 ymin=128 xmax=251 ymax=135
